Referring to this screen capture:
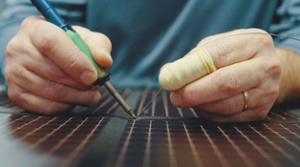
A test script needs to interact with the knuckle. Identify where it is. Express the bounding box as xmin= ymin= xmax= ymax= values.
xmin=10 ymin=68 xmax=27 ymax=83
xmin=252 ymin=32 xmax=274 ymax=49
xmin=6 ymin=67 xmax=28 ymax=87
xmin=60 ymin=52 xmax=82 ymax=71
xmin=20 ymin=17 xmax=35 ymax=29
xmin=7 ymin=89 xmax=26 ymax=109
xmin=264 ymin=58 xmax=281 ymax=79
xmin=215 ymin=71 xmax=240 ymax=95
xmin=7 ymin=89 xmax=19 ymax=103
xmin=266 ymin=87 xmax=279 ymax=103
xmin=38 ymin=29 xmax=60 ymax=53
xmin=47 ymin=63 xmax=69 ymax=82
xmin=6 ymin=38 xmax=21 ymax=58
xmin=207 ymin=43 xmax=229 ymax=67
xmin=44 ymin=82 xmax=69 ymax=100
xmin=39 ymin=32 xmax=56 ymax=52
xmin=4 ymin=67 xmax=14 ymax=83
xmin=48 ymin=71 xmax=66 ymax=82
